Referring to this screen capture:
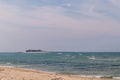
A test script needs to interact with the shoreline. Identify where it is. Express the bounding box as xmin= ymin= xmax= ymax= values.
xmin=0 ymin=66 xmax=115 ymax=80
